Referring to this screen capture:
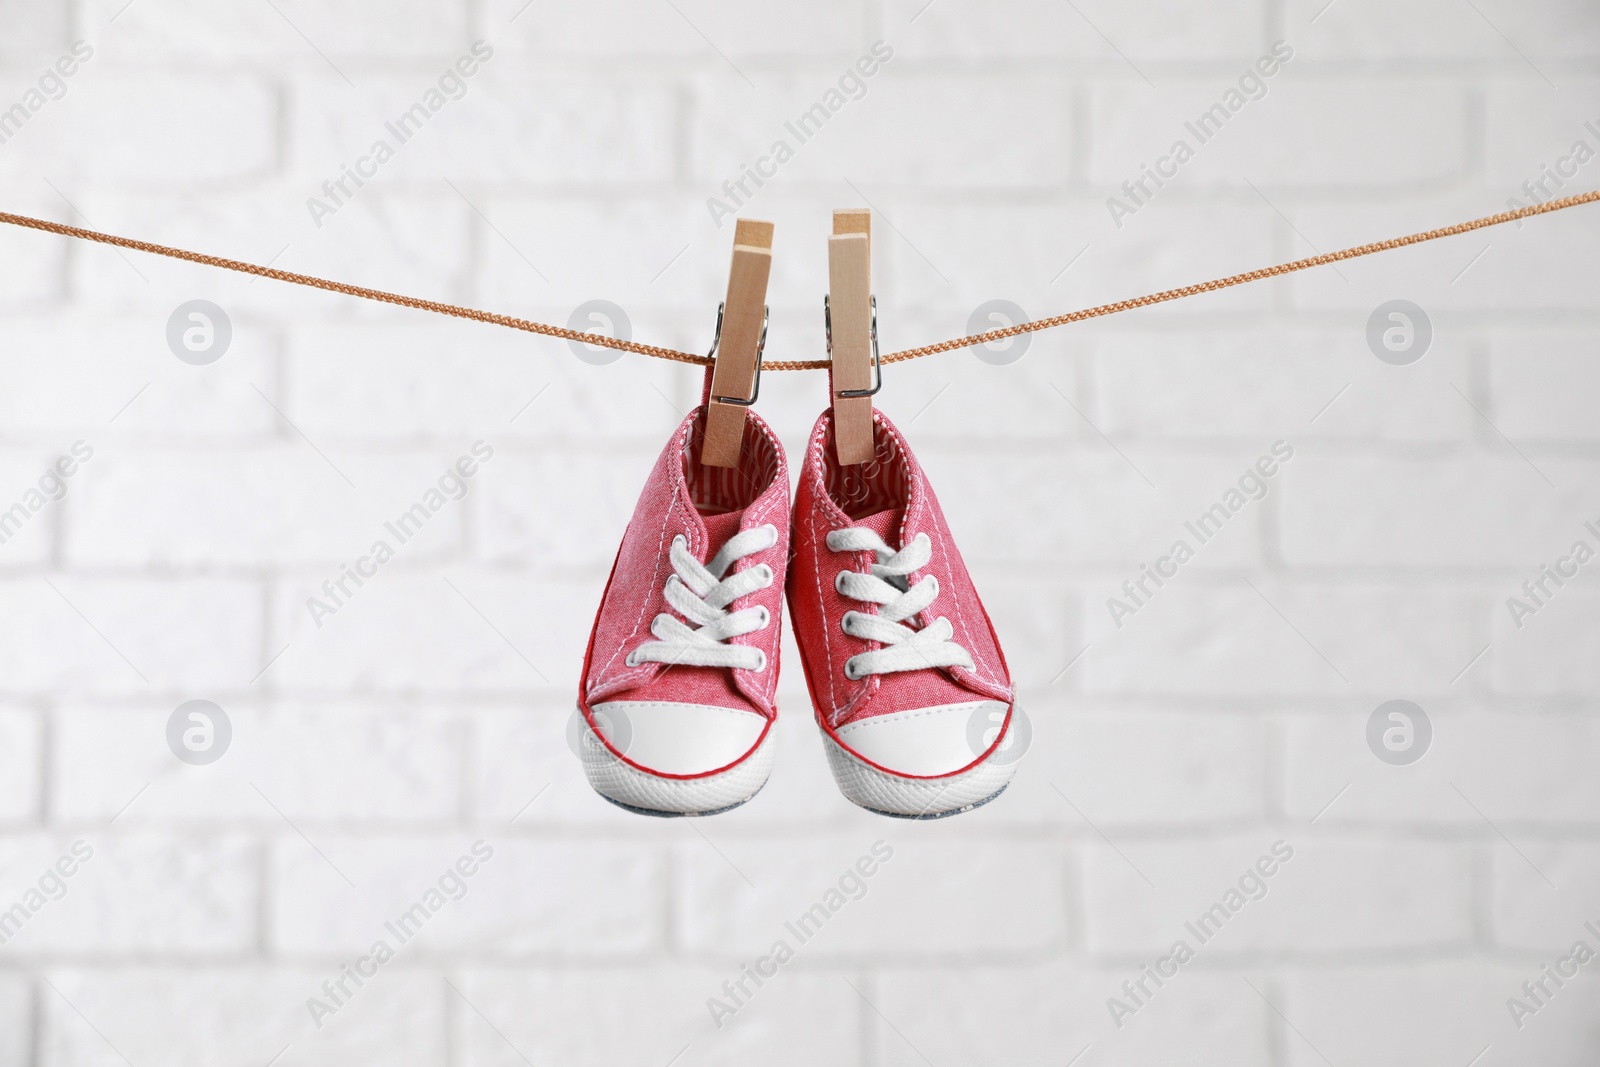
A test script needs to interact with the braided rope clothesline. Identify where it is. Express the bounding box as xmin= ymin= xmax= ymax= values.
xmin=3 ymin=189 xmax=1597 ymax=371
